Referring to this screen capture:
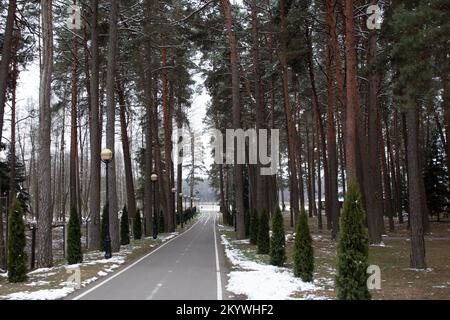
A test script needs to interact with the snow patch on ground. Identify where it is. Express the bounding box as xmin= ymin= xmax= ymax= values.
xmin=221 ymin=234 xmax=326 ymax=300
xmin=2 ymin=287 xmax=75 ymax=300
xmin=370 ymin=242 xmax=392 ymax=248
